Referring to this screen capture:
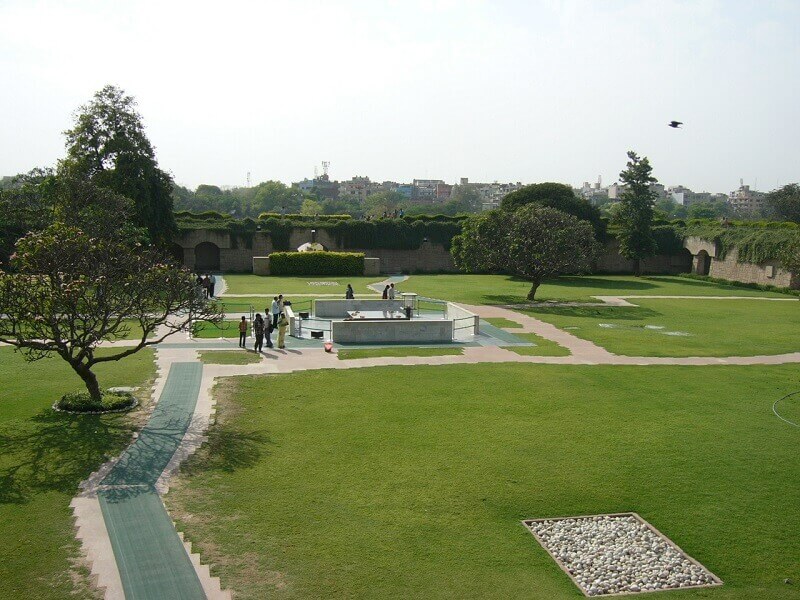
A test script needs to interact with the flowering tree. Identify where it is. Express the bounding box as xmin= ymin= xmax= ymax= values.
xmin=452 ymin=205 xmax=598 ymax=300
xmin=0 ymin=224 xmax=222 ymax=402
